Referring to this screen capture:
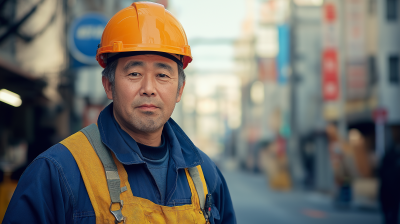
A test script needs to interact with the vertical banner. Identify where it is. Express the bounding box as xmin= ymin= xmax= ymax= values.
xmin=322 ymin=0 xmax=340 ymax=48
xmin=322 ymin=0 xmax=340 ymax=101
xmin=345 ymin=0 xmax=367 ymax=100
xmin=277 ymin=25 xmax=290 ymax=85
xmin=345 ymin=0 xmax=366 ymax=61
xmin=322 ymin=49 xmax=340 ymax=100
